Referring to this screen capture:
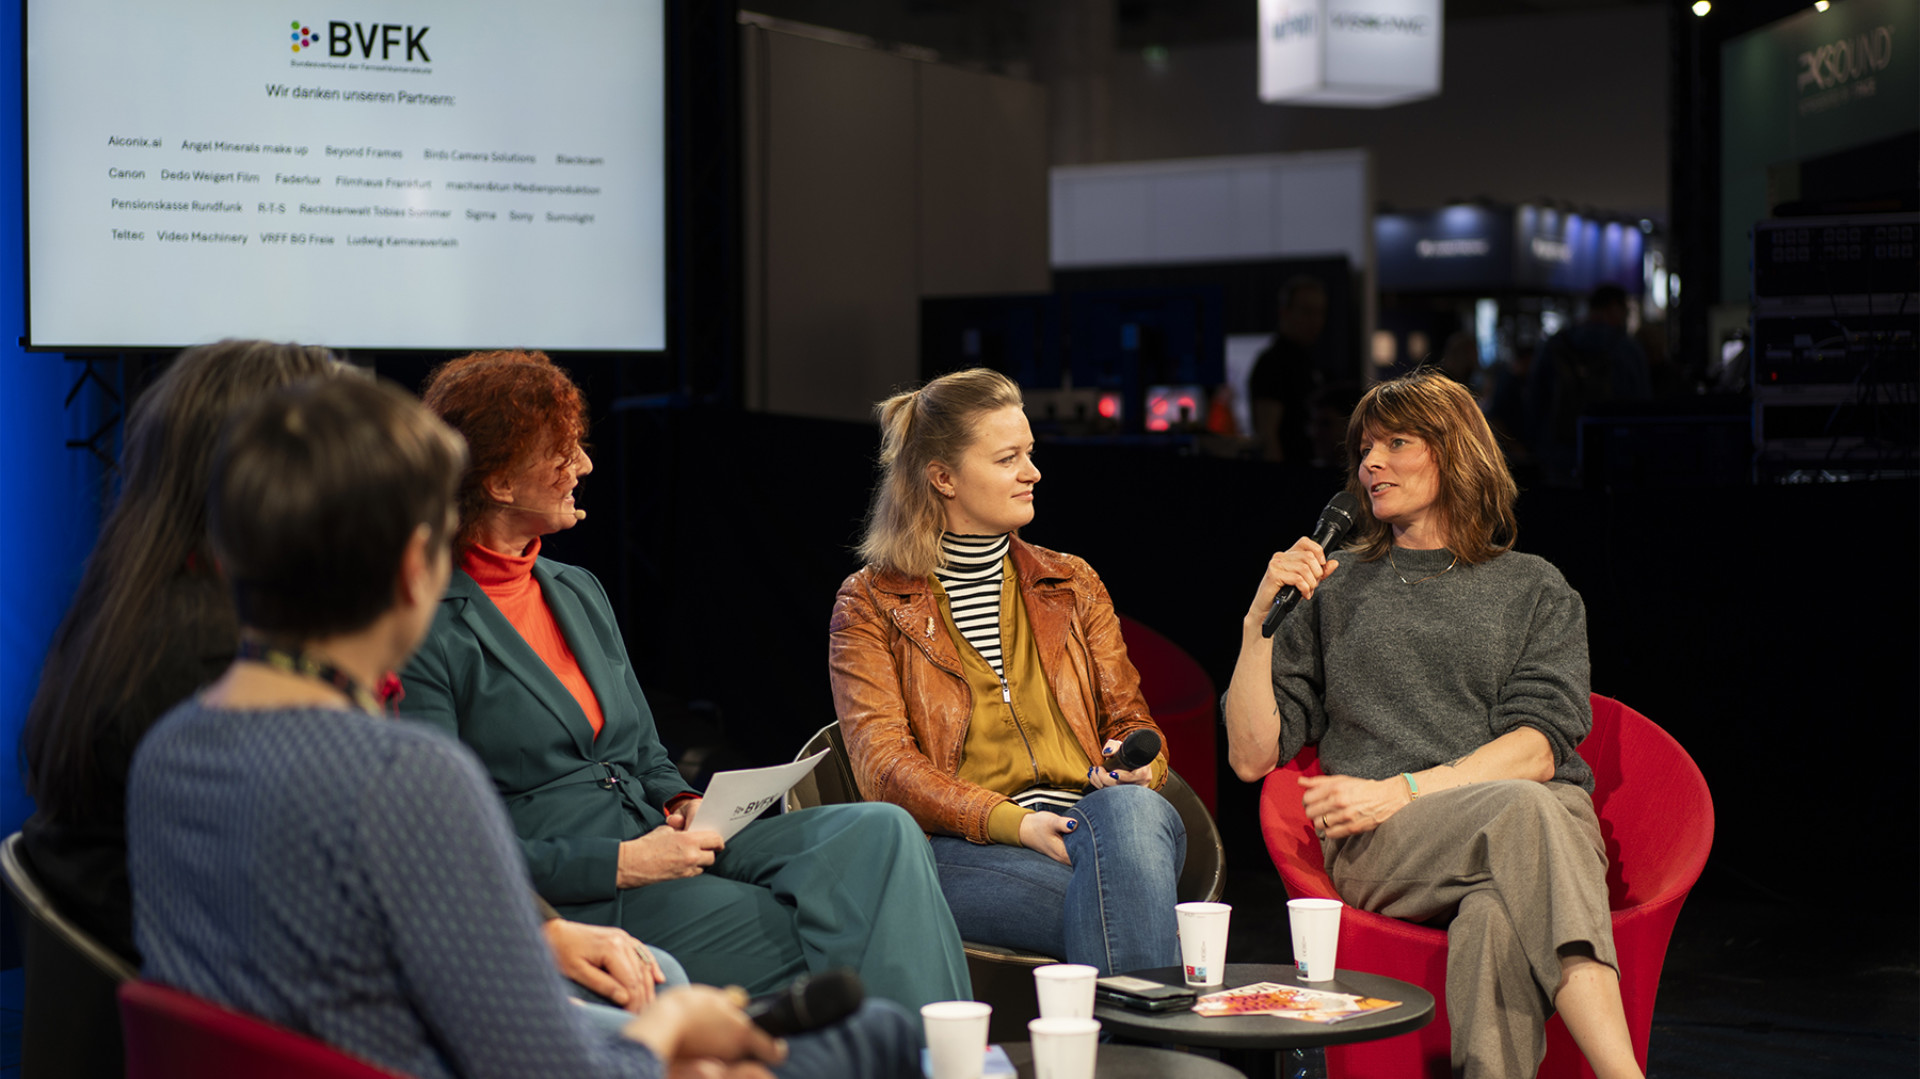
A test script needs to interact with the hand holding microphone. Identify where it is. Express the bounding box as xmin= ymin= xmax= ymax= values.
xmin=1090 ymin=727 xmax=1161 ymax=788
xmin=743 ymin=969 xmax=864 ymax=1037
xmin=1258 ymin=492 xmax=1360 ymax=638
